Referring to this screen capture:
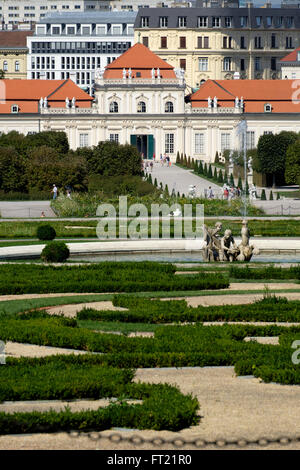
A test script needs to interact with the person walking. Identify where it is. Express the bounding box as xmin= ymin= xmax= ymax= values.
xmin=208 ymin=186 xmax=214 ymax=199
xmin=52 ymin=184 xmax=58 ymax=200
